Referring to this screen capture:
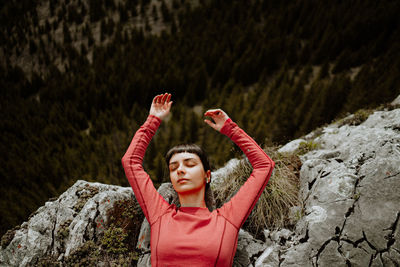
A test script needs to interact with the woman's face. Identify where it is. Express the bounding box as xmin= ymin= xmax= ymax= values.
xmin=169 ymin=152 xmax=210 ymax=195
